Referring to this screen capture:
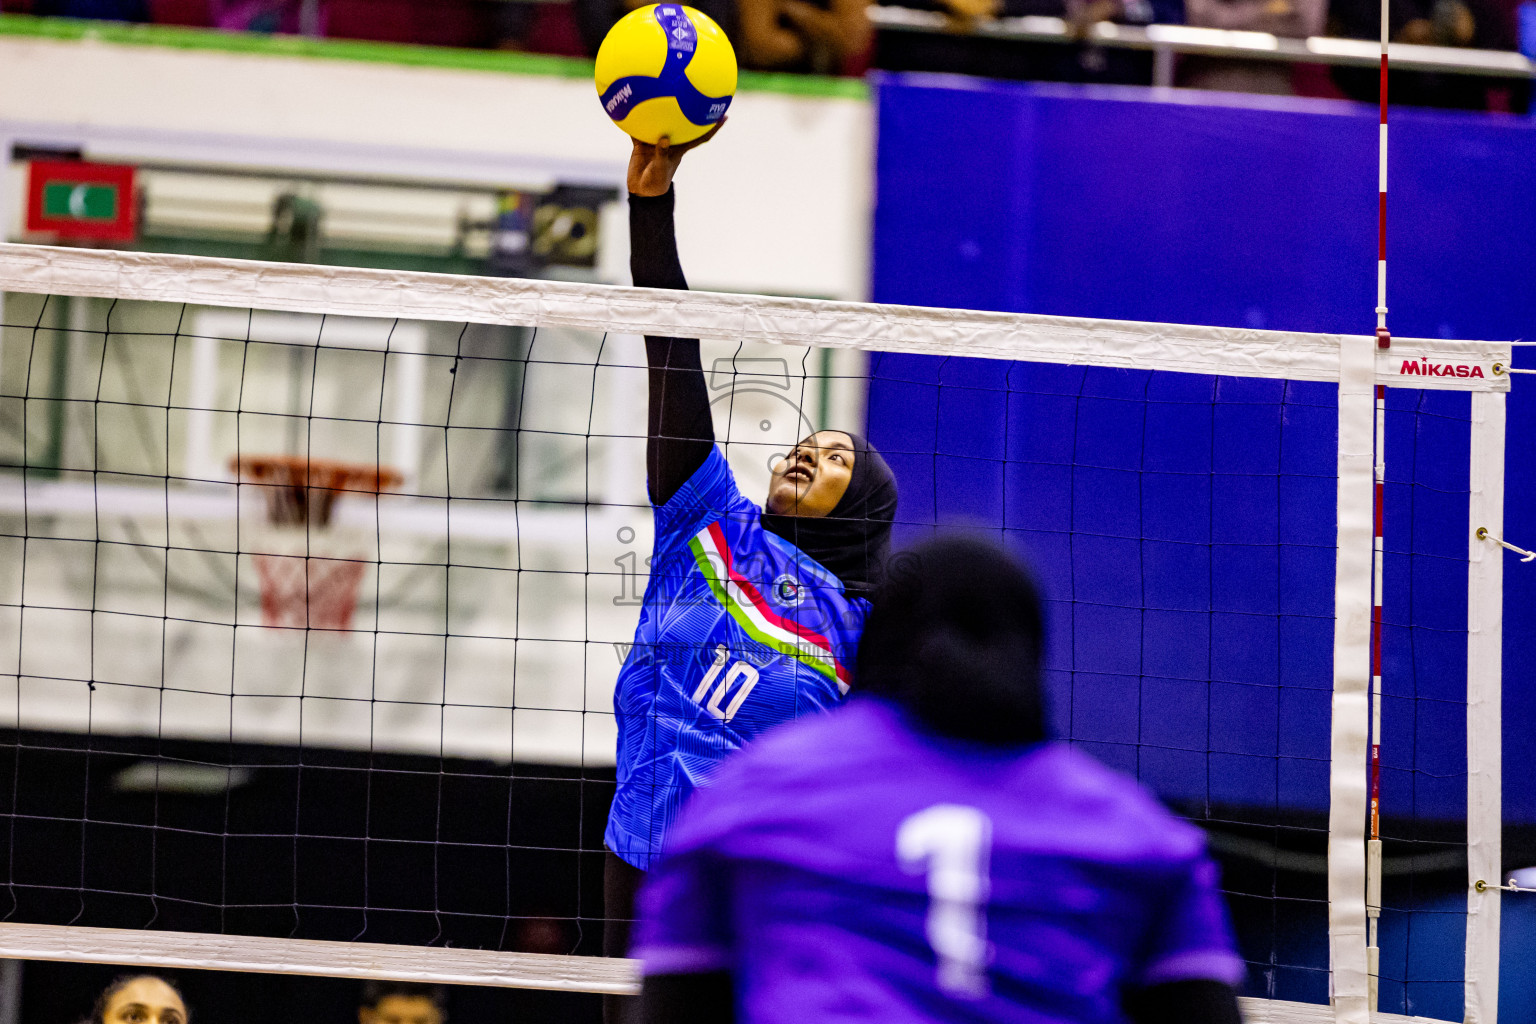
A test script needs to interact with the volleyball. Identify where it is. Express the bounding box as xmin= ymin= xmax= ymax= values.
xmin=595 ymin=4 xmax=737 ymax=145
